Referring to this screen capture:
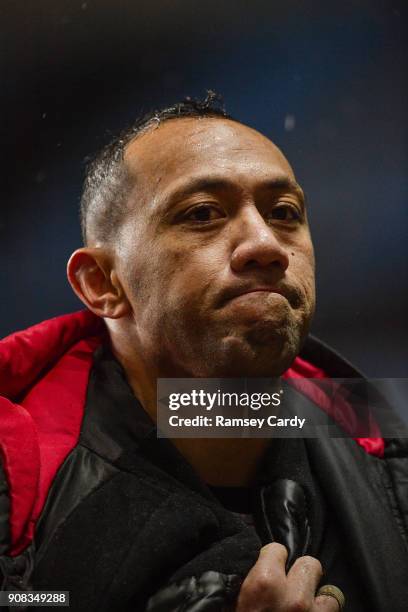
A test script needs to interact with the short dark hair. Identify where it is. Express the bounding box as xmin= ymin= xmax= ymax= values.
xmin=80 ymin=91 xmax=232 ymax=245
